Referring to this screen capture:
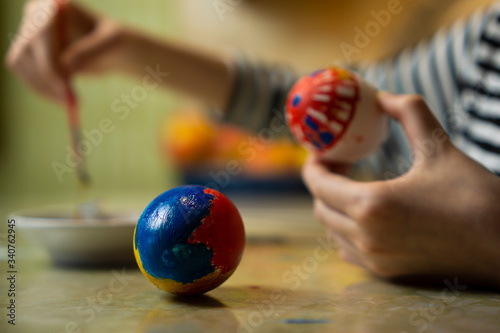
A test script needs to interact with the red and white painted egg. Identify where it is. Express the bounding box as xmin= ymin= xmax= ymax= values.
xmin=285 ymin=67 xmax=388 ymax=162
